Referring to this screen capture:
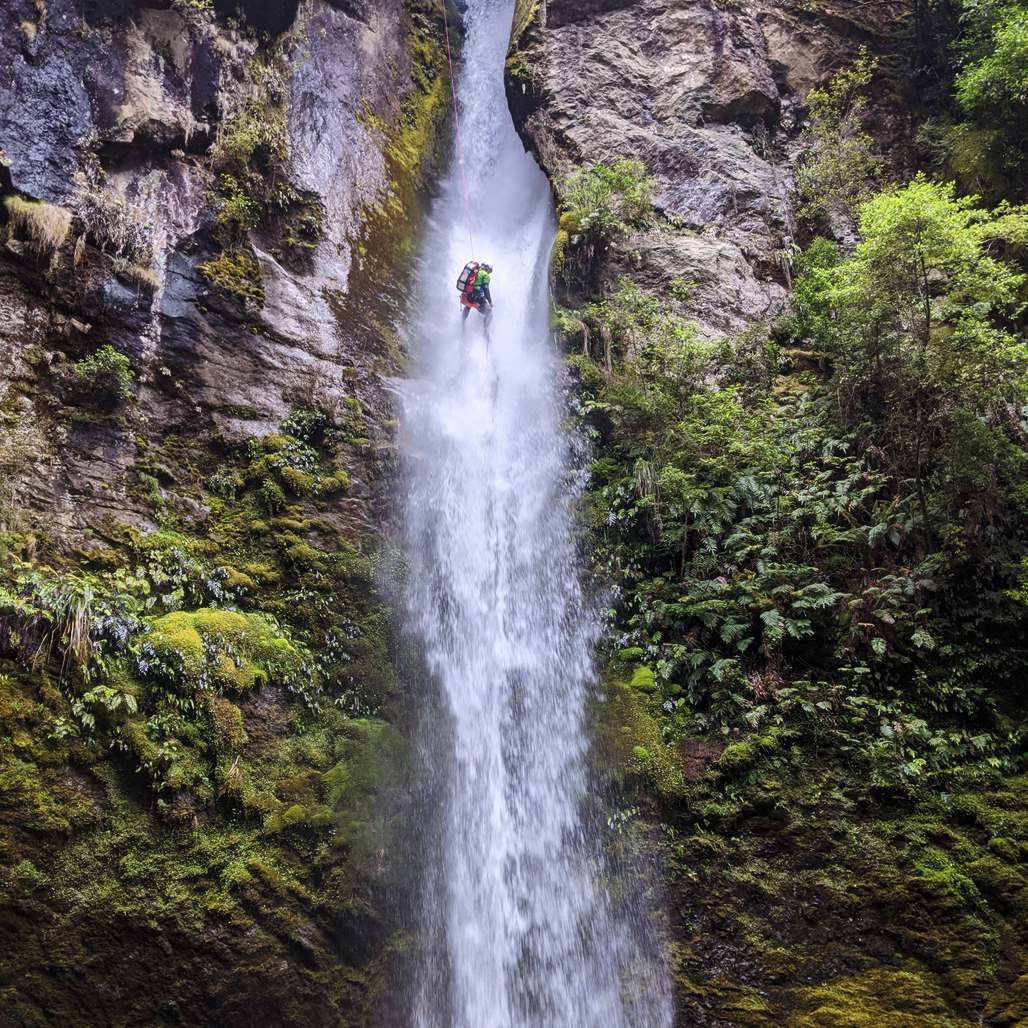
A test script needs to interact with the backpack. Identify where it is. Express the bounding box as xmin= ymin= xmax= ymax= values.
xmin=456 ymin=261 xmax=479 ymax=297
